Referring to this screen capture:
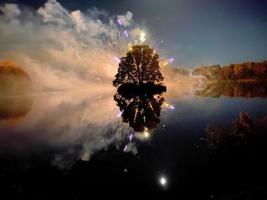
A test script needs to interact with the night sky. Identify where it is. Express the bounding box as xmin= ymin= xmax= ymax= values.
xmin=1 ymin=0 xmax=267 ymax=67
